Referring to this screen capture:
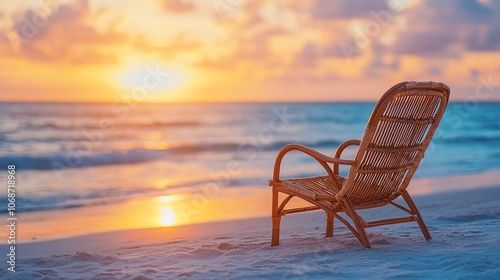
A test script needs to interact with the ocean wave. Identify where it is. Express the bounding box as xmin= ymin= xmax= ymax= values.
xmin=435 ymin=135 xmax=500 ymax=144
xmin=3 ymin=132 xmax=139 ymax=143
xmin=0 ymin=189 xmax=134 ymax=213
xmin=8 ymin=110 xmax=118 ymax=118
xmin=22 ymin=120 xmax=202 ymax=130
xmin=0 ymin=177 xmax=262 ymax=213
xmin=5 ymin=134 xmax=497 ymax=171
xmin=0 ymin=139 xmax=343 ymax=170
xmin=0 ymin=149 xmax=171 ymax=170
